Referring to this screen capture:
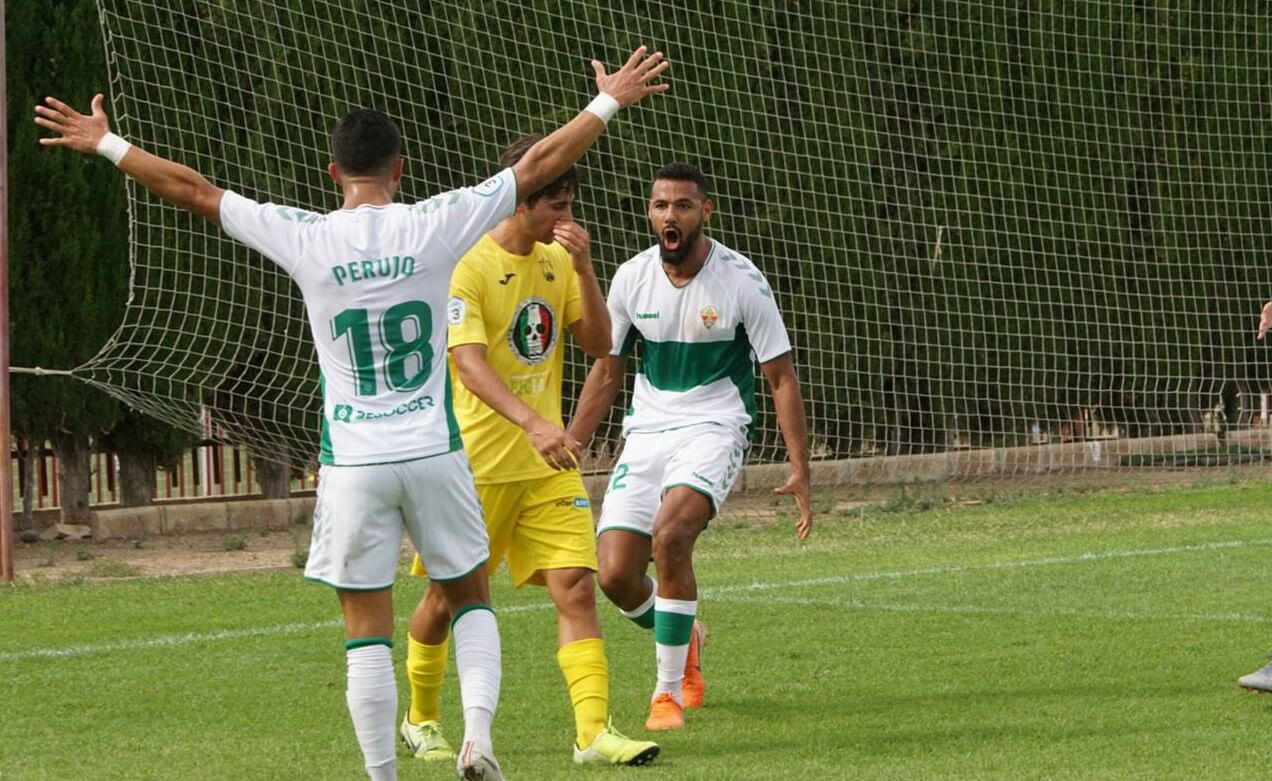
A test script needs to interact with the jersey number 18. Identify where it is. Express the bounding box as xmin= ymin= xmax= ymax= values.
xmin=331 ymin=301 xmax=434 ymax=396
